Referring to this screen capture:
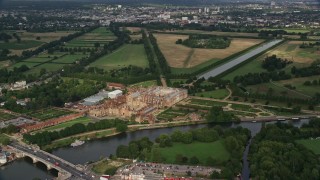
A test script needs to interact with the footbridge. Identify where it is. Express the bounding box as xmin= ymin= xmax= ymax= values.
xmin=9 ymin=143 xmax=93 ymax=180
